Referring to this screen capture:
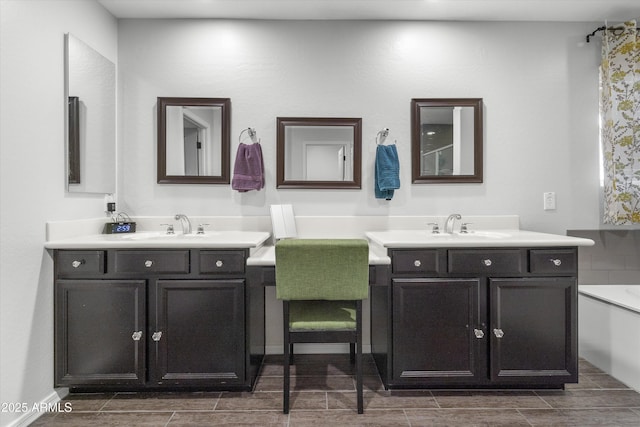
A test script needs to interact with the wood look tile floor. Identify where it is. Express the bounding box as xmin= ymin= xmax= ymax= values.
xmin=31 ymin=356 xmax=640 ymax=426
